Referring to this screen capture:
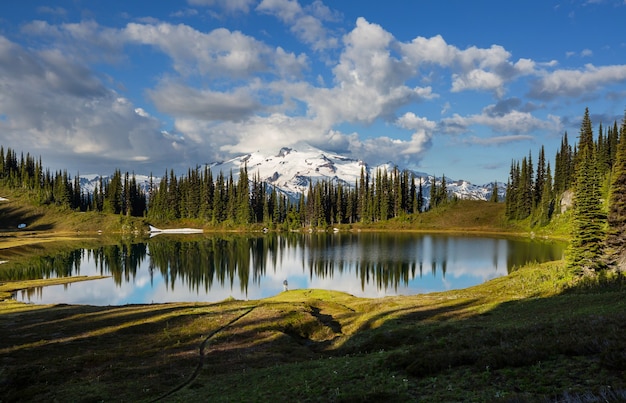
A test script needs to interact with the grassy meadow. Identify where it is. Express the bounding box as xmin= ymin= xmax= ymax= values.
xmin=1 ymin=189 xmax=625 ymax=401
